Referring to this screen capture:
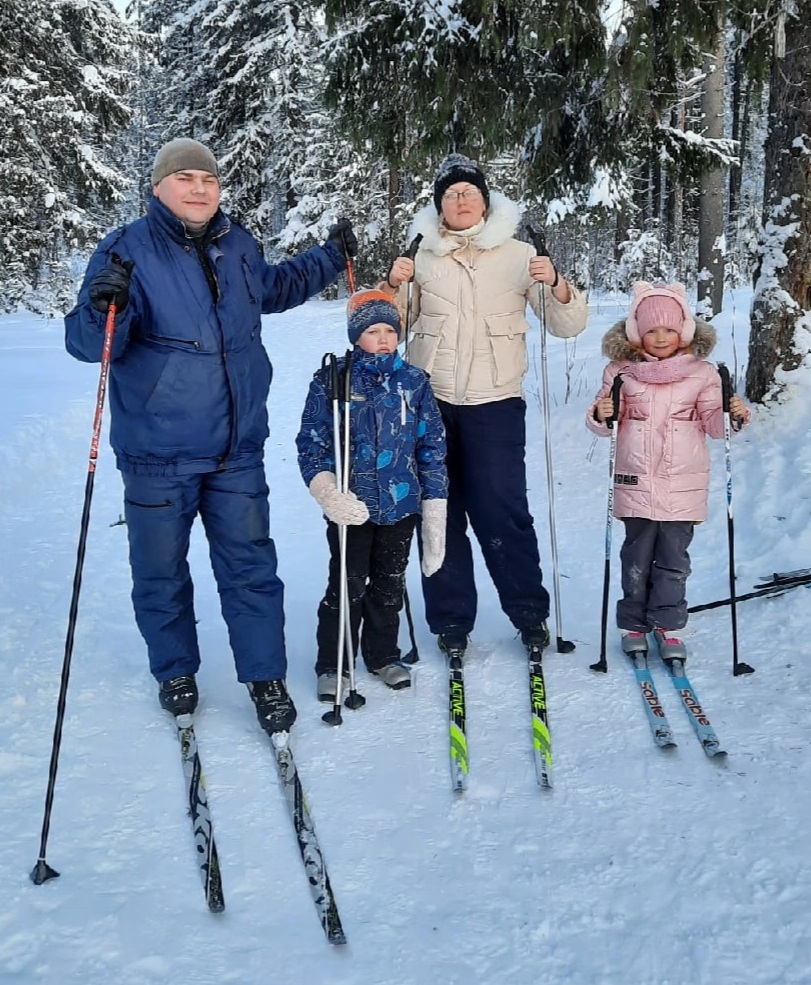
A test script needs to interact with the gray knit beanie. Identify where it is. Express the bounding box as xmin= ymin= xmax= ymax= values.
xmin=151 ymin=138 xmax=219 ymax=184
